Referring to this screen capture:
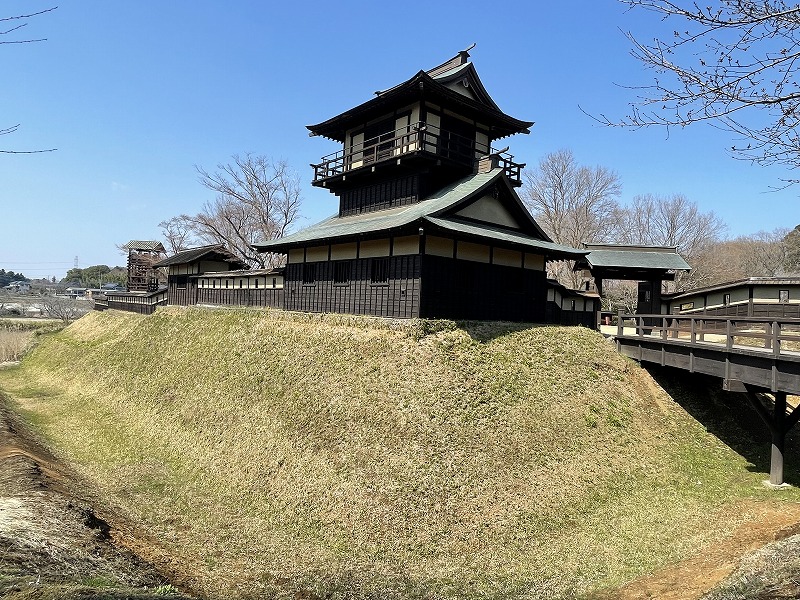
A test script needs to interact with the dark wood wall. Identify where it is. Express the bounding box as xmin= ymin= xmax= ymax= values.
xmin=167 ymin=276 xmax=194 ymax=306
xmin=283 ymin=256 xmax=421 ymax=317
xmin=419 ymin=255 xmax=547 ymax=322
xmin=339 ymin=175 xmax=422 ymax=216
xmin=105 ymin=299 xmax=159 ymax=315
